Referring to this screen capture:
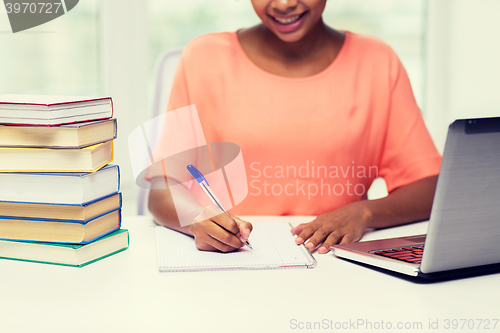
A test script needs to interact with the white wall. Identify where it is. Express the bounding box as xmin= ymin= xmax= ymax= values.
xmin=426 ymin=0 xmax=500 ymax=152
xmin=101 ymin=0 xmax=150 ymax=214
